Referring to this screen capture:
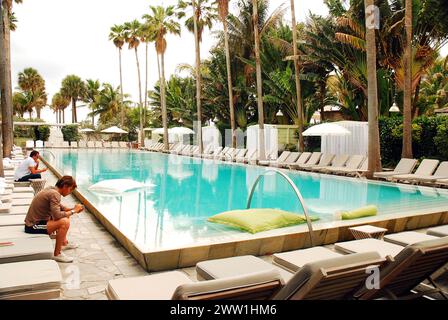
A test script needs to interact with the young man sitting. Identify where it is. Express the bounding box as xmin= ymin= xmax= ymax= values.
xmin=24 ymin=176 xmax=85 ymax=263
xmin=14 ymin=150 xmax=48 ymax=182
